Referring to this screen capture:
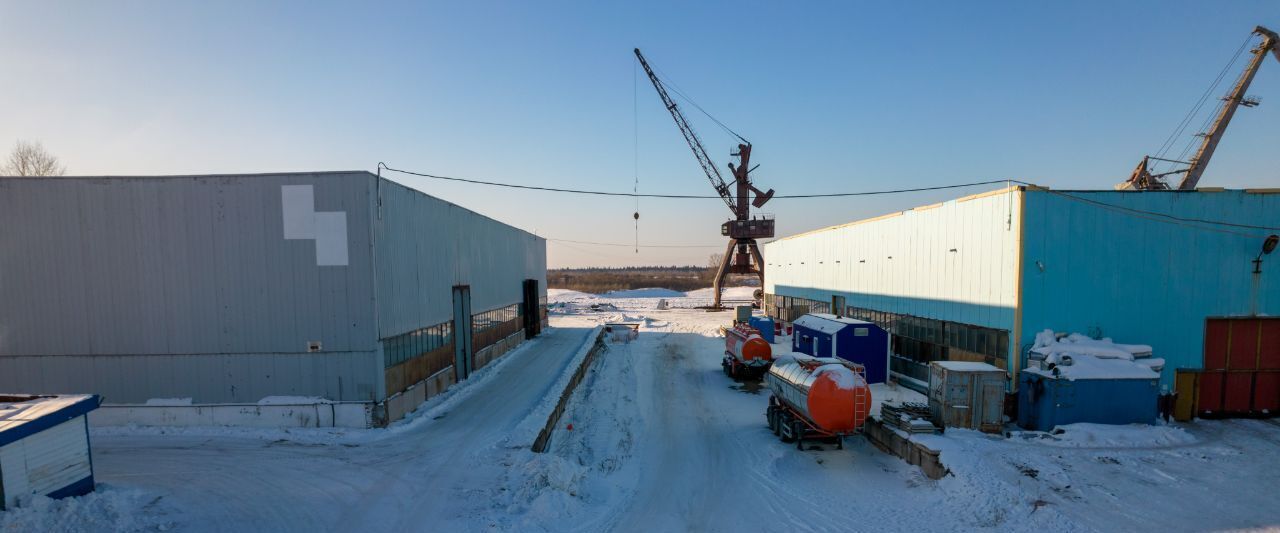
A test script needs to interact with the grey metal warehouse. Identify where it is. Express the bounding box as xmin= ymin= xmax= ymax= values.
xmin=0 ymin=171 xmax=547 ymax=427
